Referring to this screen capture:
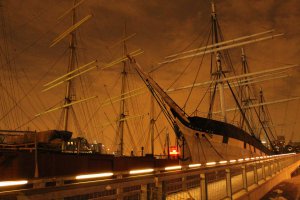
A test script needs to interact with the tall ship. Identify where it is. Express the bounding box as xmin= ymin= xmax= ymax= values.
xmin=0 ymin=0 xmax=299 ymax=181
